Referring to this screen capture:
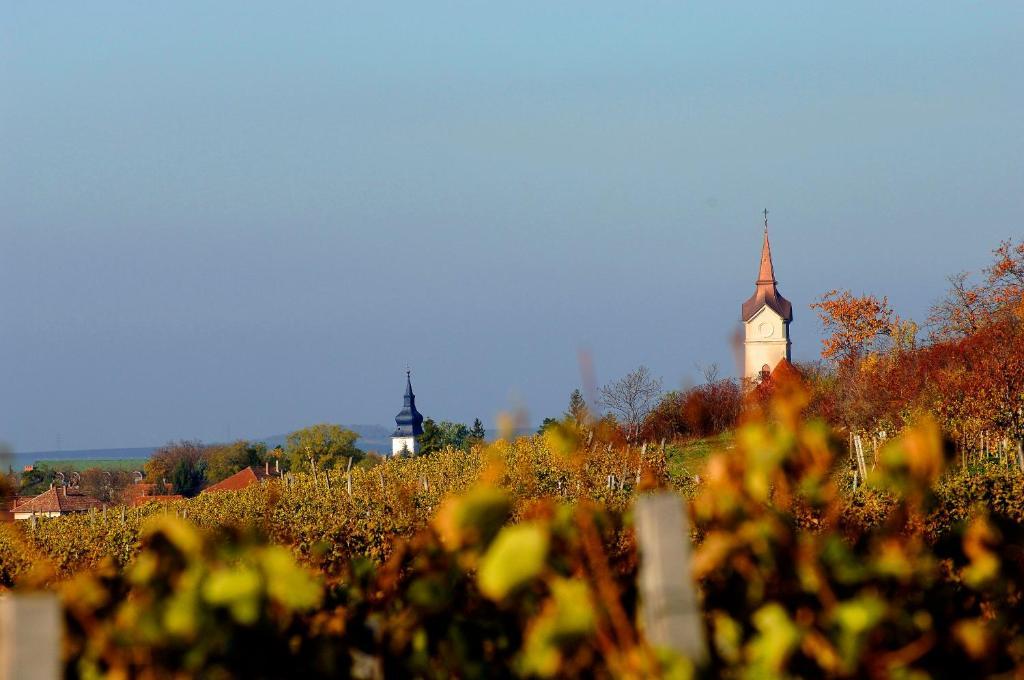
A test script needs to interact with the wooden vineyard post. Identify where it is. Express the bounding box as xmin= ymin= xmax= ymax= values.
xmin=0 ymin=593 xmax=61 ymax=680
xmin=849 ymin=432 xmax=858 ymax=489
xmin=854 ymin=435 xmax=868 ymax=482
xmin=634 ymin=492 xmax=706 ymax=664
xmin=346 ymin=457 xmax=353 ymax=497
